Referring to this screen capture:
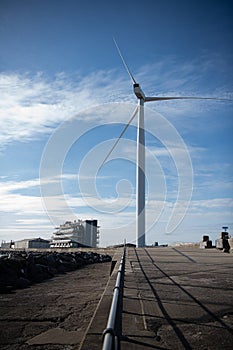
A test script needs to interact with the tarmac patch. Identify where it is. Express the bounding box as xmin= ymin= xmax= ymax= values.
xmin=27 ymin=327 xmax=81 ymax=345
